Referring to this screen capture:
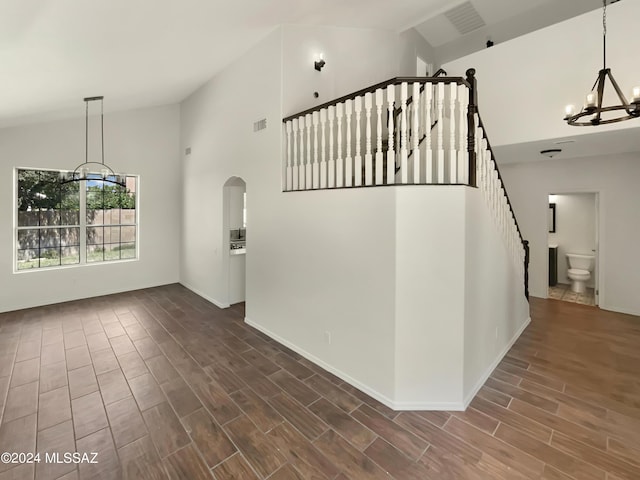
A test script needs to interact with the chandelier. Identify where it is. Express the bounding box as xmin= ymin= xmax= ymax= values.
xmin=564 ymin=0 xmax=640 ymax=126
xmin=60 ymin=96 xmax=126 ymax=187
